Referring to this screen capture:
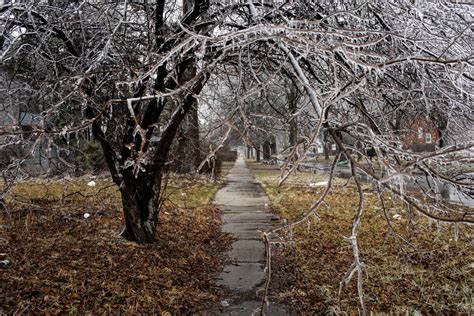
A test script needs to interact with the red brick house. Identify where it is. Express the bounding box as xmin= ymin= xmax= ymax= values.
xmin=402 ymin=117 xmax=440 ymax=152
